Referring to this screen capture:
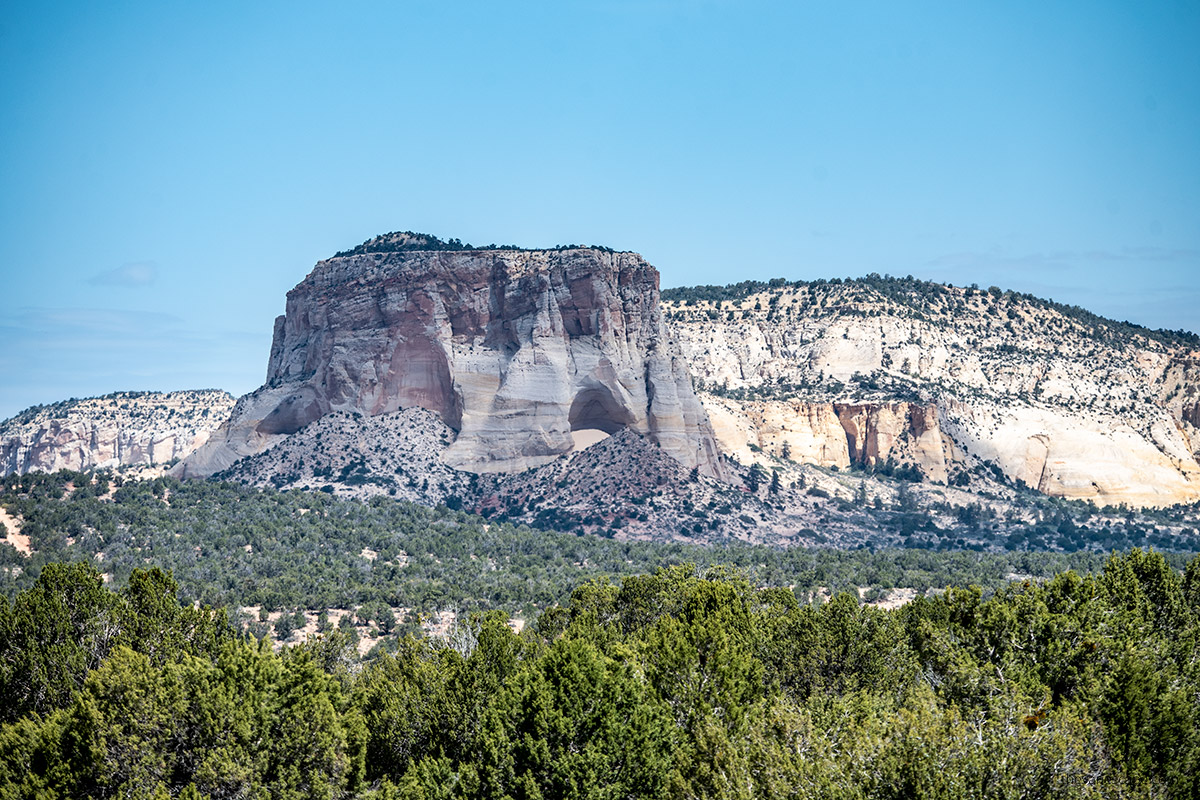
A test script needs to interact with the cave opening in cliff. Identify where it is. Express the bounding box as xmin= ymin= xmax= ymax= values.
xmin=569 ymin=387 xmax=633 ymax=449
